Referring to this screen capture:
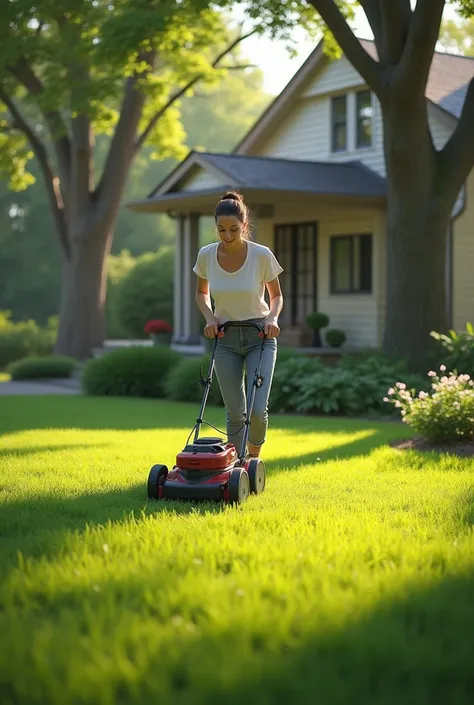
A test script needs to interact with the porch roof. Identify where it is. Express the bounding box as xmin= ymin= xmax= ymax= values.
xmin=126 ymin=152 xmax=387 ymax=214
